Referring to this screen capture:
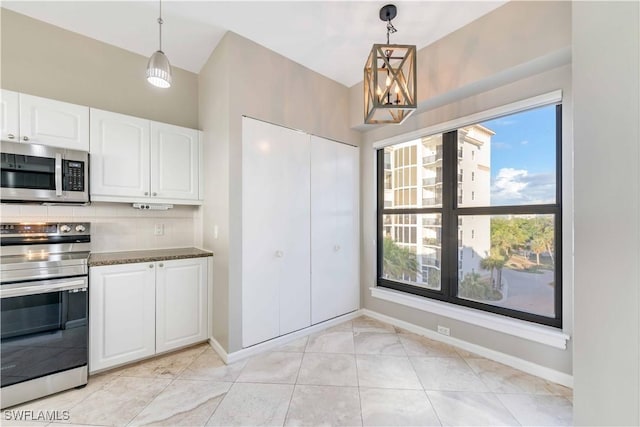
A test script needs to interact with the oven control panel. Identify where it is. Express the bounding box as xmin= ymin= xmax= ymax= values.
xmin=0 ymin=223 xmax=91 ymax=237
